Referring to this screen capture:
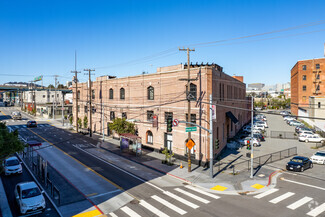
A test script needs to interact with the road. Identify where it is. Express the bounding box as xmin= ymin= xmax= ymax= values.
xmin=1 ymin=107 xmax=325 ymax=217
